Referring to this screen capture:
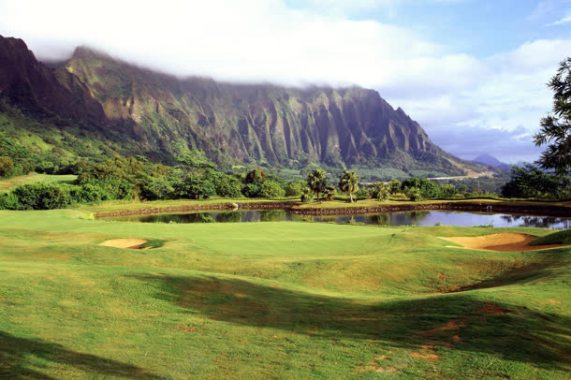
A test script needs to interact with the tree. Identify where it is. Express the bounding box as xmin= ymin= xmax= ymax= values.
xmin=406 ymin=187 xmax=423 ymax=202
xmin=501 ymin=163 xmax=568 ymax=199
xmin=306 ymin=168 xmax=328 ymax=201
xmin=177 ymin=150 xmax=215 ymax=170
xmin=389 ymin=179 xmax=401 ymax=195
xmin=535 ymin=58 xmax=571 ymax=175
xmin=140 ymin=177 xmax=175 ymax=200
xmin=244 ymin=168 xmax=266 ymax=185
xmin=401 ymin=177 xmax=440 ymax=199
xmin=176 ymin=176 xmax=216 ymax=200
xmin=284 ymin=180 xmax=306 ymax=197
xmin=259 ymin=180 xmax=286 ymax=198
xmin=372 ymin=182 xmax=390 ymax=201
xmin=338 ymin=170 xmax=360 ymax=203
xmin=210 ymin=173 xmax=243 ymax=198
xmin=300 ymin=187 xmax=312 ymax=202
xmin=242 ymin=183 xmax=262 ymax=198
